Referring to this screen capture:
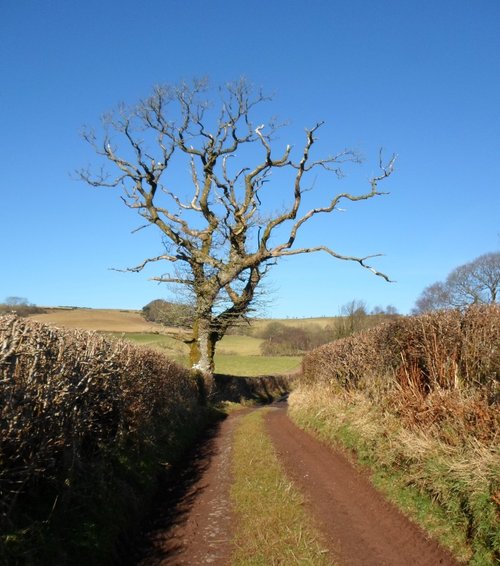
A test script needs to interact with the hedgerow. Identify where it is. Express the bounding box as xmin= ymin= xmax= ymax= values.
xmin=0 ymin=315 xmax=206 ymax=564
xmin=303 ymin=305 xmax=499 ymax=395
xmin=293 ymin=305 xmax=499 ymax=564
